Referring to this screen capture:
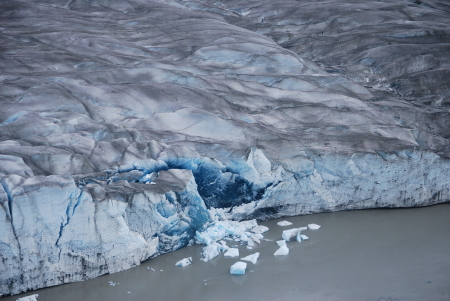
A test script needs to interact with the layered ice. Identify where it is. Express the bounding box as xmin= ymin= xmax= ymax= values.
xmin=1 ymin=0 xmax=450 ymax=296
xmin=230 ymin=262 xmax=247 ymax=275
